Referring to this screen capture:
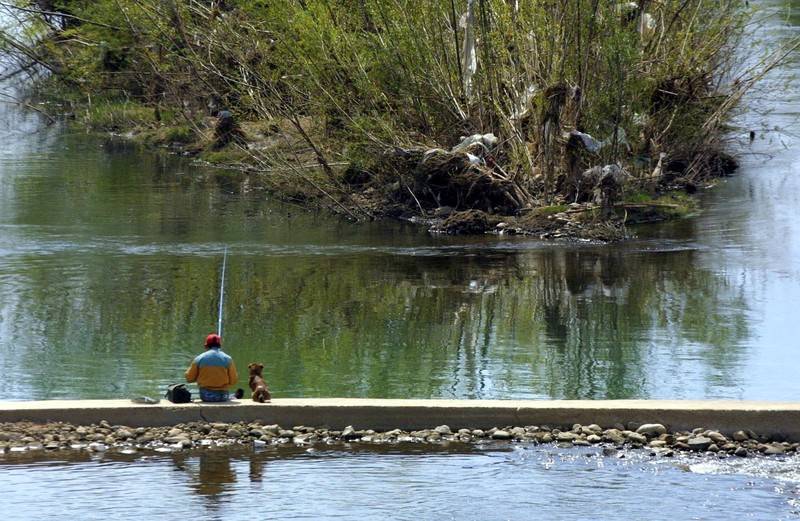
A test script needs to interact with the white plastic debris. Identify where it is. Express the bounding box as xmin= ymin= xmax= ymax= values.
xmin=466 ymin=153 xmax=482 ymax=164
xmin=510 ymin=84 xmax=538 ymax=121
xmin=452 ymin=133 xmax=498 ymax=152
xmin=460 ymin=0 xmax=478 ymax=98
